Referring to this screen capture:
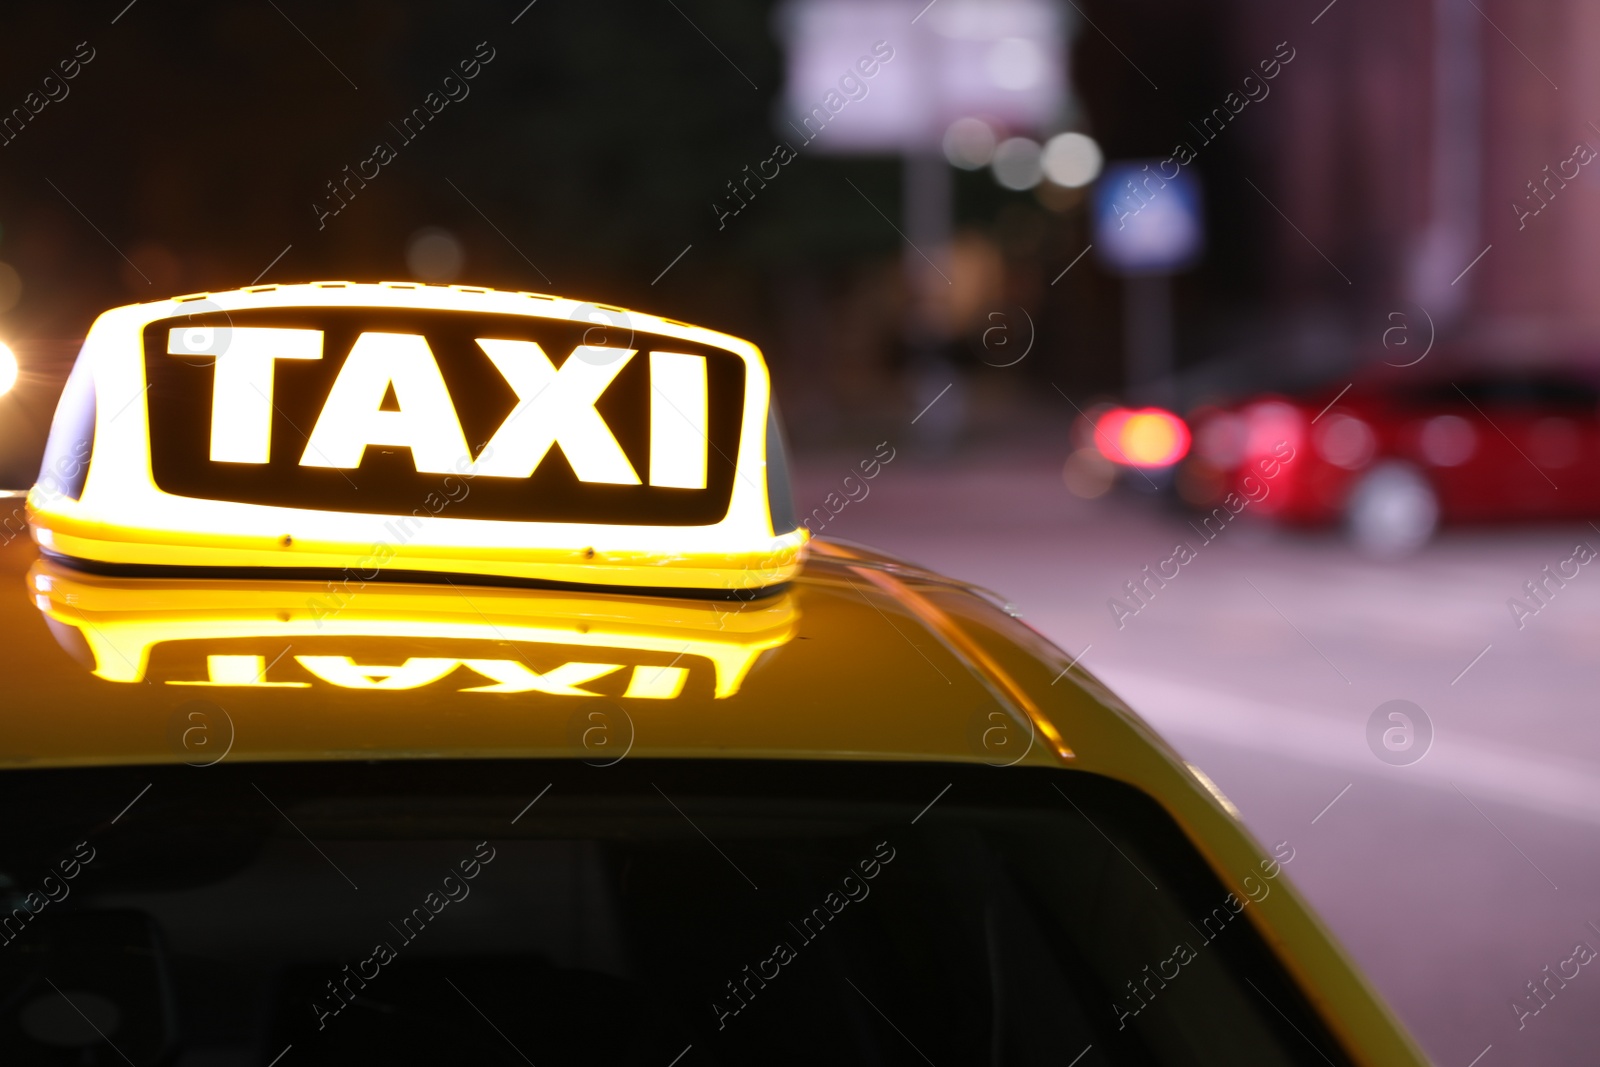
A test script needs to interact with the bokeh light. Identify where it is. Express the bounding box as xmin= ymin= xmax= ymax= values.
xmin=991 ymin=137 xmax=1043 ymax=191
xmin=1095 ymin=407 xmax=1192 ymax=467
xmin=405 ymin=228 xmax=465 ymax=283
xmin=1062 ymin=447 xmax=1116 ymax=498
xmin=1314 ymin=413 xmax=1377 ymax=470
xmin=1041 ymin=132 xmax=1103 ymax=188
xmin=943 ymin=117 xmax=997 ymax=170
